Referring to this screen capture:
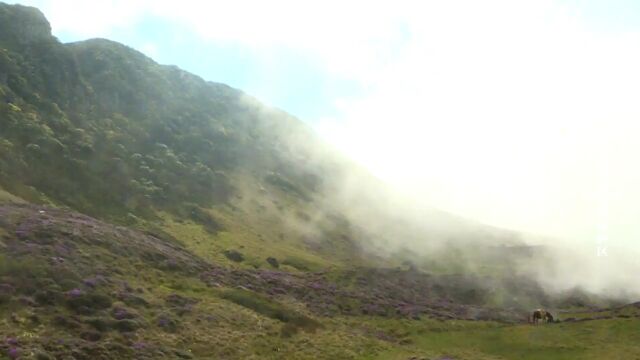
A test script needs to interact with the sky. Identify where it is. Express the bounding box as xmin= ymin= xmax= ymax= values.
xmin=11 ymin=0 xmax=640 ymax=253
